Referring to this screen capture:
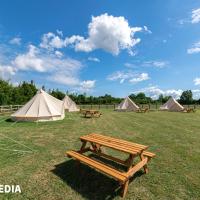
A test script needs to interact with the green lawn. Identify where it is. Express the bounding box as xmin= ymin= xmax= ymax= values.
xmin=0 ymin=110 xmax=200 ymax=200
